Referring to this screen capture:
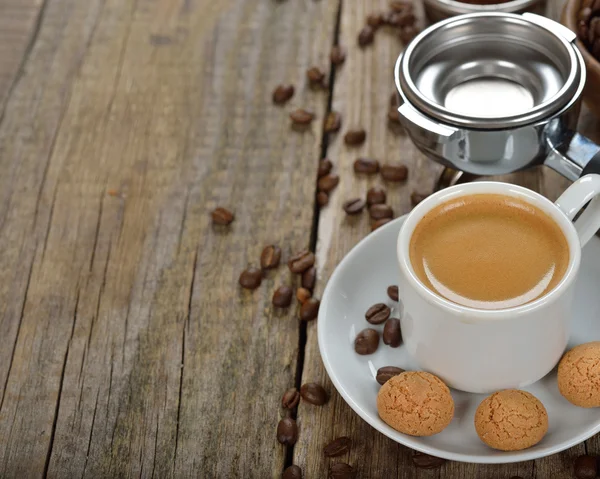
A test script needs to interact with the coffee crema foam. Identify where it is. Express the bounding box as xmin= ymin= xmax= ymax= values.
xmin=409 ymin=194 xmax=569 ymax=310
